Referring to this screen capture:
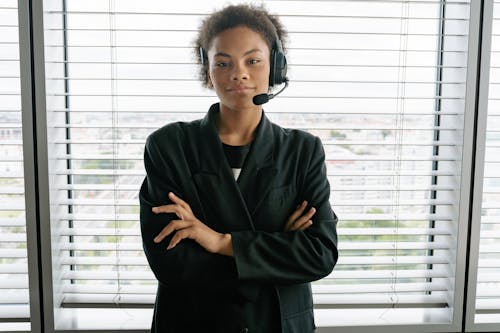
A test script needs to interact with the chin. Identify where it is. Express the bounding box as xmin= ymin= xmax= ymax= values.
xmin=220 ymin=98 xmax=260 ymax=111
